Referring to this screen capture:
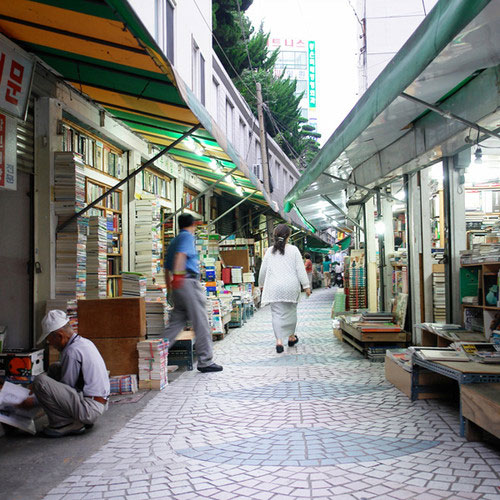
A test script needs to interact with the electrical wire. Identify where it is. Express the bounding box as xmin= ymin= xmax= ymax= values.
xmin=235 ymin=0 xmax=260 ymax=91
xmin=421 ymin=0 xmax=427 ymax=16
xmin=347 ymin=0 xmax=364 ymax=28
